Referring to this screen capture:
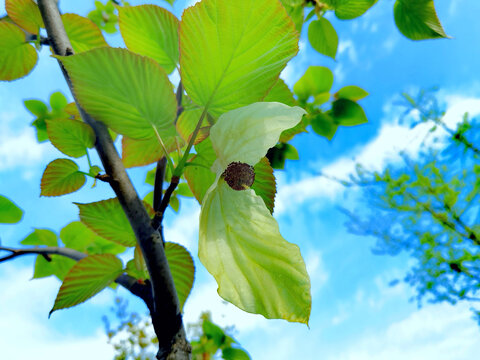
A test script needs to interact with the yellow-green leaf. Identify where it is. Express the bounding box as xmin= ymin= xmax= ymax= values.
xmin=165 ymin=242 xmax=195 ymax=310
xmin=76 ymin=198 xmax=137 ymax=247
xmin=252 ymin=158 xmax=276 ymax=214
xmin=334 ymin=85 xmax=369 ymax=101
xmin=0 ymin=195 xmax=23 ymax=223
xmin=40 ymin=159 xmax=86 ymax=196
xmin=263 ymin=79 xmax=296 ymax=106
xmin=21 ymin=229 xmax=57 ymax=247
xmin=184 ymin=138 xmax=216 ymax=204
xmin=50 ymin=254 xmax=123 ymax=315
xmin=62 ymin=13 xmax=108 ymax=53
xmin=46 ymin=119 xmax=96 ymax=158
xmin=0 ymin=22 xmax=38 ymax=81
xmin=6 ymin=0 xmax=43 ymax=34
xmin=122 ymin=135 xmax=179 ymax=168
xmin=293 ymin=66 xmax=334 ymax=102
xmin=179 ymin=0 xmax=299 ymax=117
xmin=57 ymin=47 xmax=177 ymax=141
xmin=119 ymin=5 xmax=179 ymax=74
xmin=199 ymin=180 xmax=311 ymax=323
xmin=308 ymin=18 xmax=338 ymax=60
